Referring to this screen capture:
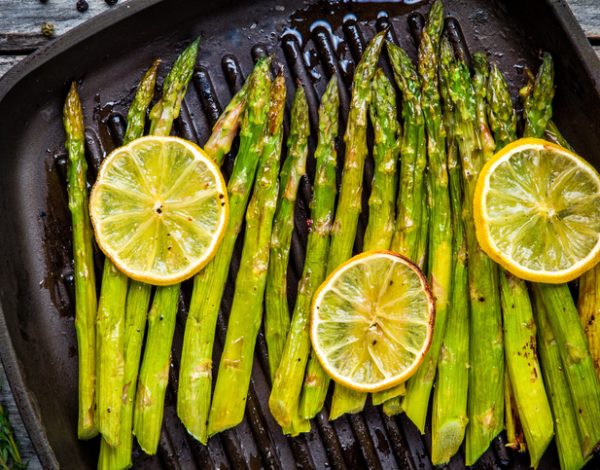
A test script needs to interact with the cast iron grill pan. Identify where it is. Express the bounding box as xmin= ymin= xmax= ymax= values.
xmin=1 ymin=0 xmax=600 ymax=468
